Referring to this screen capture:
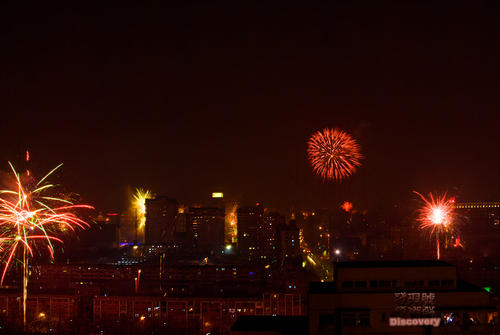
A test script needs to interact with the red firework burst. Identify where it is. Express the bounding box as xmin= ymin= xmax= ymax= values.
xmin=414 ymin=191 xmax=454 ymax=259
xmin=414 ymin=191 xmax=454 ymax=233
xmin=307 ymin=128 xmax=362 ymax=181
